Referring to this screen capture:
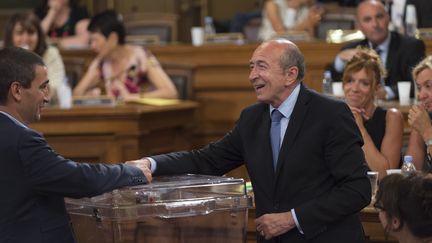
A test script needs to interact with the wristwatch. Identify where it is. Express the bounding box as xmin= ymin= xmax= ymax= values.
xmin=425 ymin=138 xmax=432 ymax=146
